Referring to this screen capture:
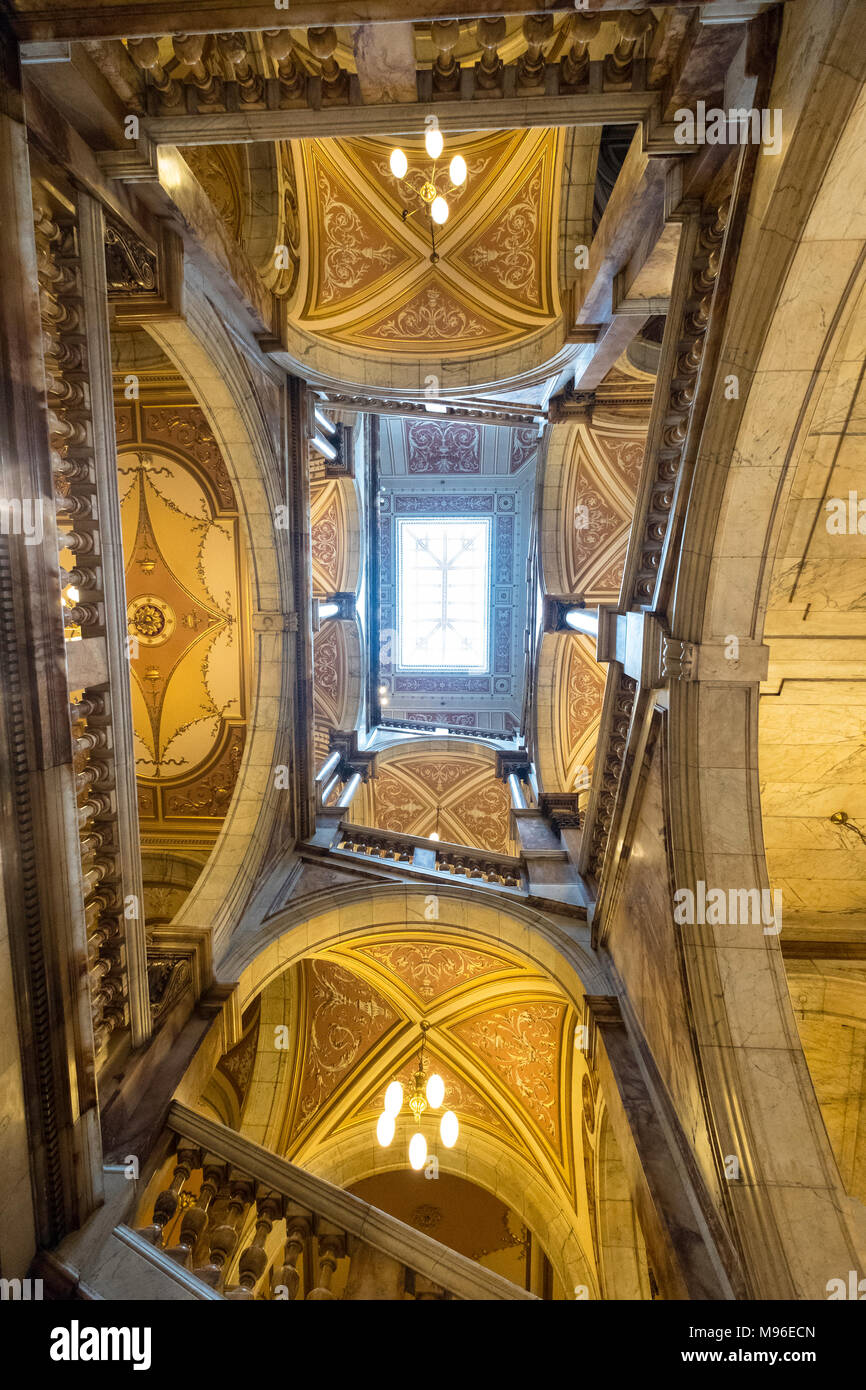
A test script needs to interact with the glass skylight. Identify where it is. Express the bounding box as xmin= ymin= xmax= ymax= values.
xmin=397 ymin=517 xmax=491 ymax=671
